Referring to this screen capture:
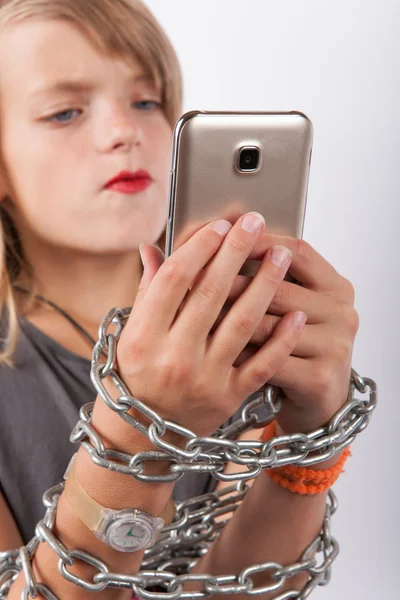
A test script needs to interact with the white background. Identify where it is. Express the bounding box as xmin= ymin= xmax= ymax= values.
xmin=146 ymin=1 xmax=399 ymax=598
